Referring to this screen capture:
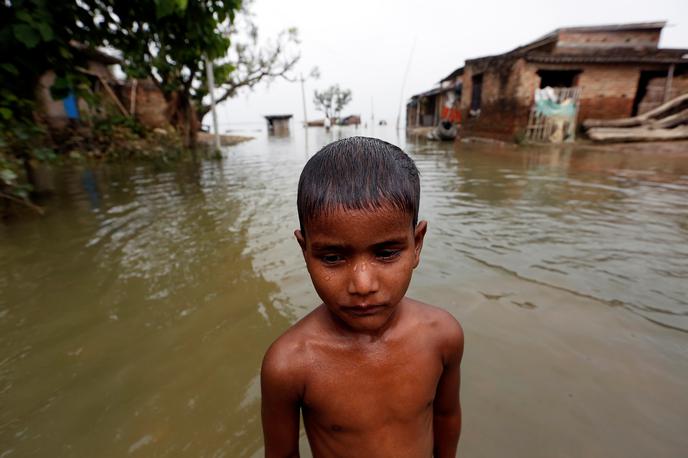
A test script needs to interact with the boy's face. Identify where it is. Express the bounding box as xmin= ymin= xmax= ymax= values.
xmin=296 ymin=206 xmax=427 ymax=333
